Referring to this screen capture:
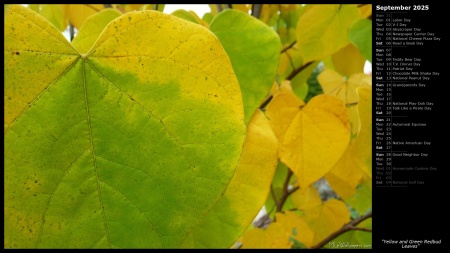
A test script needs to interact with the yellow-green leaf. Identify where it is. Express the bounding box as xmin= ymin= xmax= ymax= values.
xmin=349 ymin=18 xmax=372 ymax=63
xmin=326 ymin=218 xmax=372 ymax=249
xmin=180 ymin=110 xmax=278 ymax=248
xmin=72 ymin=8 xmax=122 ymax=53
xmin=303 ymin=199 xmax=351 ymax=245
xmin=296 ymin=4 xmax=360 ymax=62
xmin=170 ymin=9 xmax=200 ymax=24
xmin=275 ymin=211 xmax=314 ymax=248
xmin=241 ymin=223 xmax=292 ymax=249
xmin=346 ymin=177 xmax=372 ymax=215
xmin=276 ymin=94 xmax=351 ymax=188
xmin=210 ymin=9 xmax=281 ymax=124
xmin=5 ymin=5 xmax=246 ymax=248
